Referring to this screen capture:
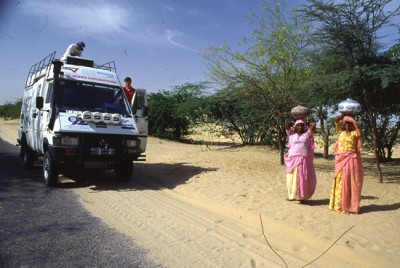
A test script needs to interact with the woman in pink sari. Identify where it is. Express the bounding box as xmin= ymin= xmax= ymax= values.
xmin=329 ymin=115 xmax=364 ymax=214
xmin=284 ymin=119 xmax=317 ymax=201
